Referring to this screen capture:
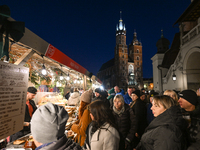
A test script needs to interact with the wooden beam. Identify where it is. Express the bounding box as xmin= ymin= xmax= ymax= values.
xmin=14 ymin=49 xmax=35 ymax=66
